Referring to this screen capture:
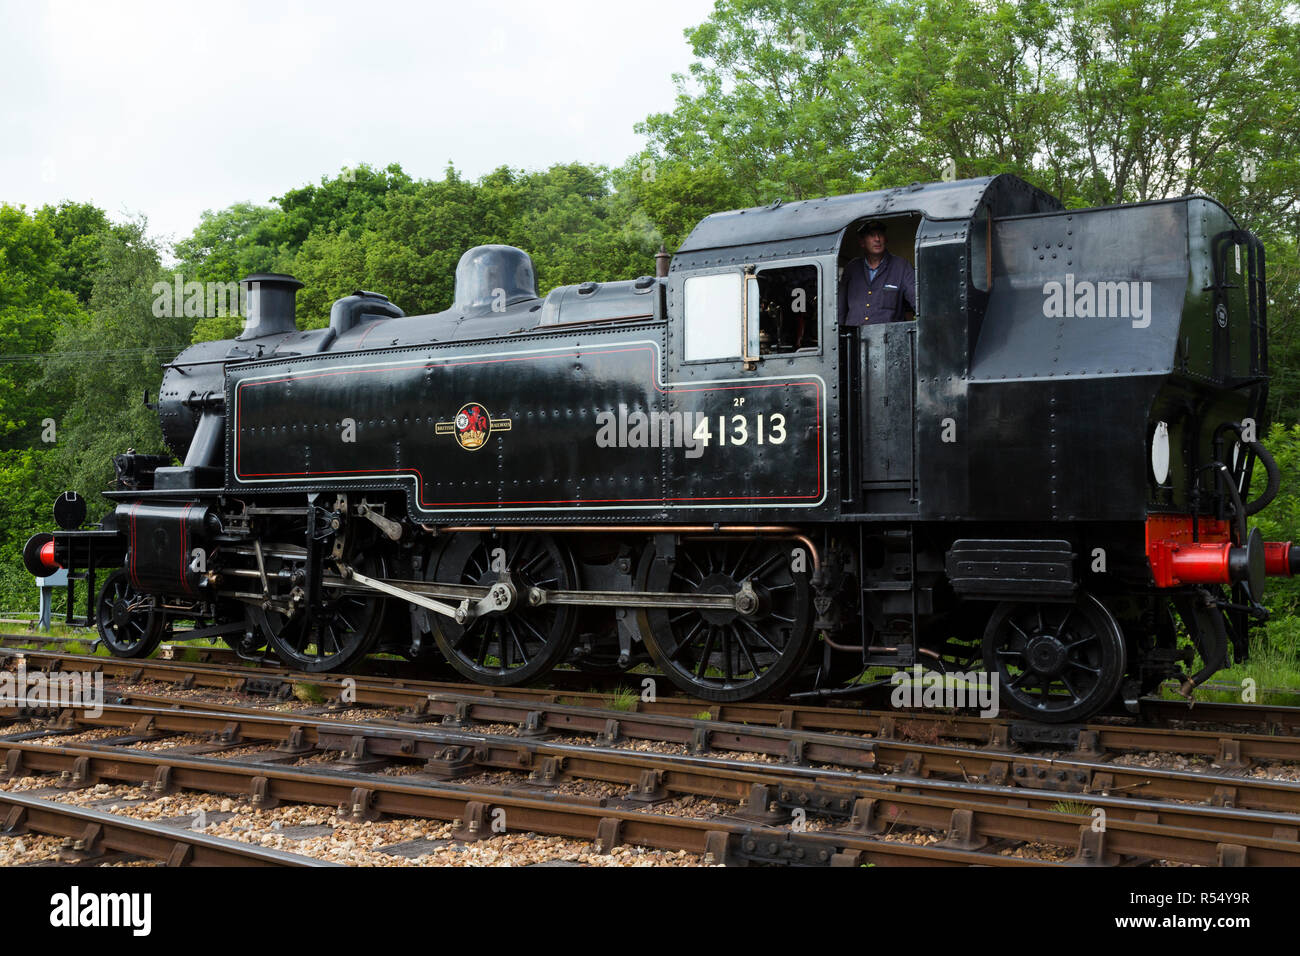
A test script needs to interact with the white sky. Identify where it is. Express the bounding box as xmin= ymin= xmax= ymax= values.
xmin=0 ymin=0 xmax=711 ymax=246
